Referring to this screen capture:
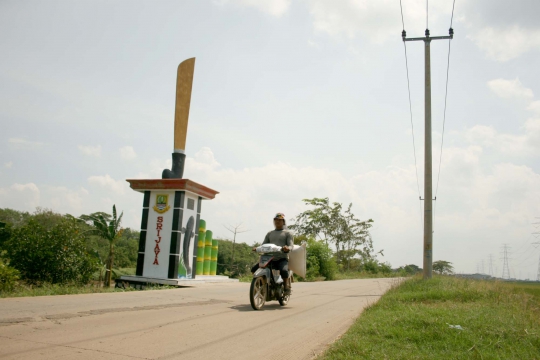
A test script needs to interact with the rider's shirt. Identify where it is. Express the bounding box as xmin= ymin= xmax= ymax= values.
xmin=263 ymin=229 xmax=294 ymax=260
